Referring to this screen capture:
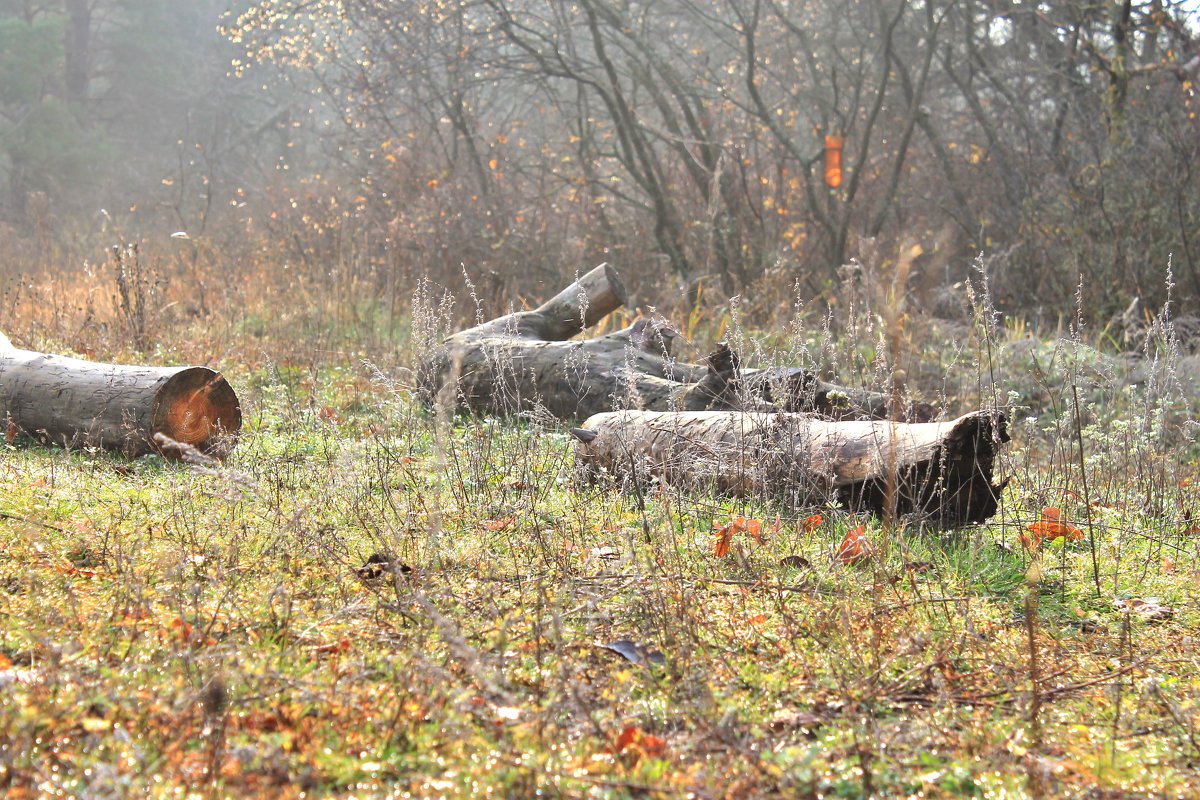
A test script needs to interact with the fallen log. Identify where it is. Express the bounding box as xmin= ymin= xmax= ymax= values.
xmin=573 ymin=410 xmax=1008 ymax=524
xmin=0 ymin=333 xmax=241 ymax=459
xmin=418 ymin=263 xmax=932 ymax=422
